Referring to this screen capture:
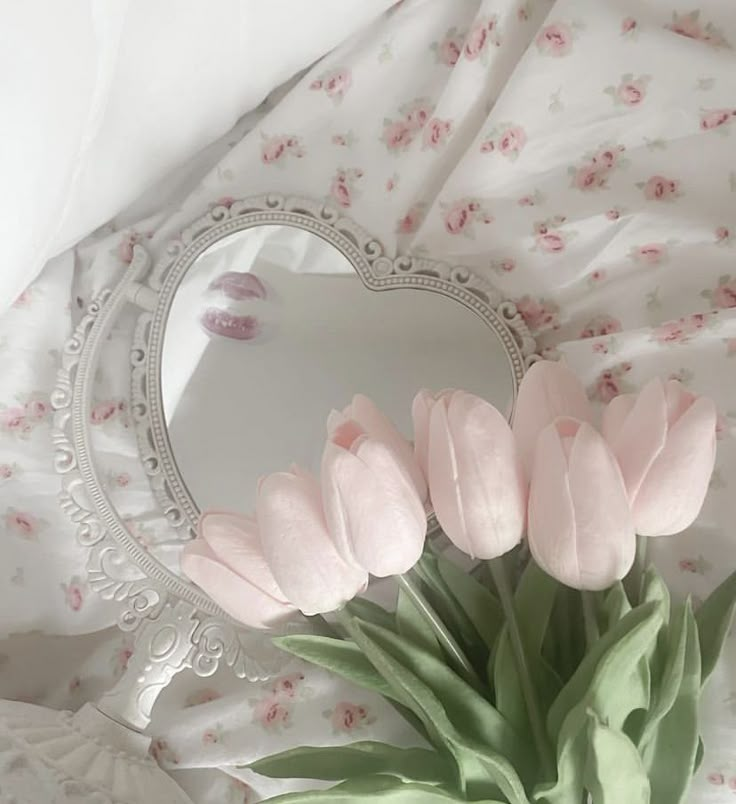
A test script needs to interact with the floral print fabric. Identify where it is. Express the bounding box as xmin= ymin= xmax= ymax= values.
xmin=1 ymin=0 xmax=736 ymax=801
